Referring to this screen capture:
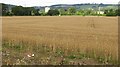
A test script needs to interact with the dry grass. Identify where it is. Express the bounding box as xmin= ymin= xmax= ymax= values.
xmin=2 ymin=16 xmax=118 ymax=65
